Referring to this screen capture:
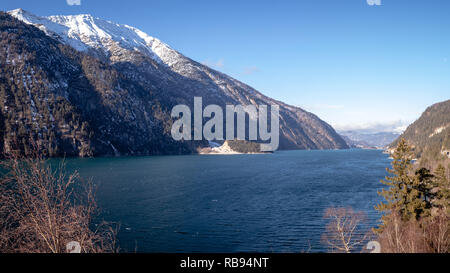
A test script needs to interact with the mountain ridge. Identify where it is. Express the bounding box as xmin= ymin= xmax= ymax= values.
xmin=0 ymin=10 xmax=348 ymax=157
xmin=389 ymin=99 xmax=450 ymax=167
